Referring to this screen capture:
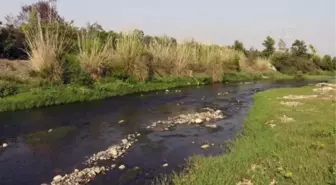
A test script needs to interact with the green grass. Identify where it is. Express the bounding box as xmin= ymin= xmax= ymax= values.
xmin=166 ymin=85 xmax=335 ymax=185
xmin=0 ymin=73 xmax=334 ymax=112
xmin=0 ymin=76 xmax=208 ymax=112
